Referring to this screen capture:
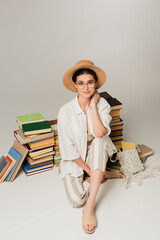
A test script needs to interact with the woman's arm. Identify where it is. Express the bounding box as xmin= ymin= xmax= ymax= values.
xmin=91 ymin=91 xmax=108 ymax=138
xmin=74 ymin=157 xmax=91 ymax=176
